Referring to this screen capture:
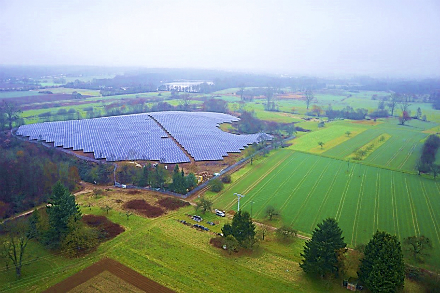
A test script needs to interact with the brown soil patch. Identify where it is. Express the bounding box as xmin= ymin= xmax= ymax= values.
xmin=82 ymin=215 xmax=125 ymax=240
xmin=124 ymin=199 xmax=165 ymax=218
xmin=157 ymin=197 xmax=190 ymax=210
xmin=43 ymin=258 xmax=175 ymax=293
xmin=209 ymin=236 xmax=224 ymax=249
xmin=127 ymin=190 xmax=141 ymax=195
